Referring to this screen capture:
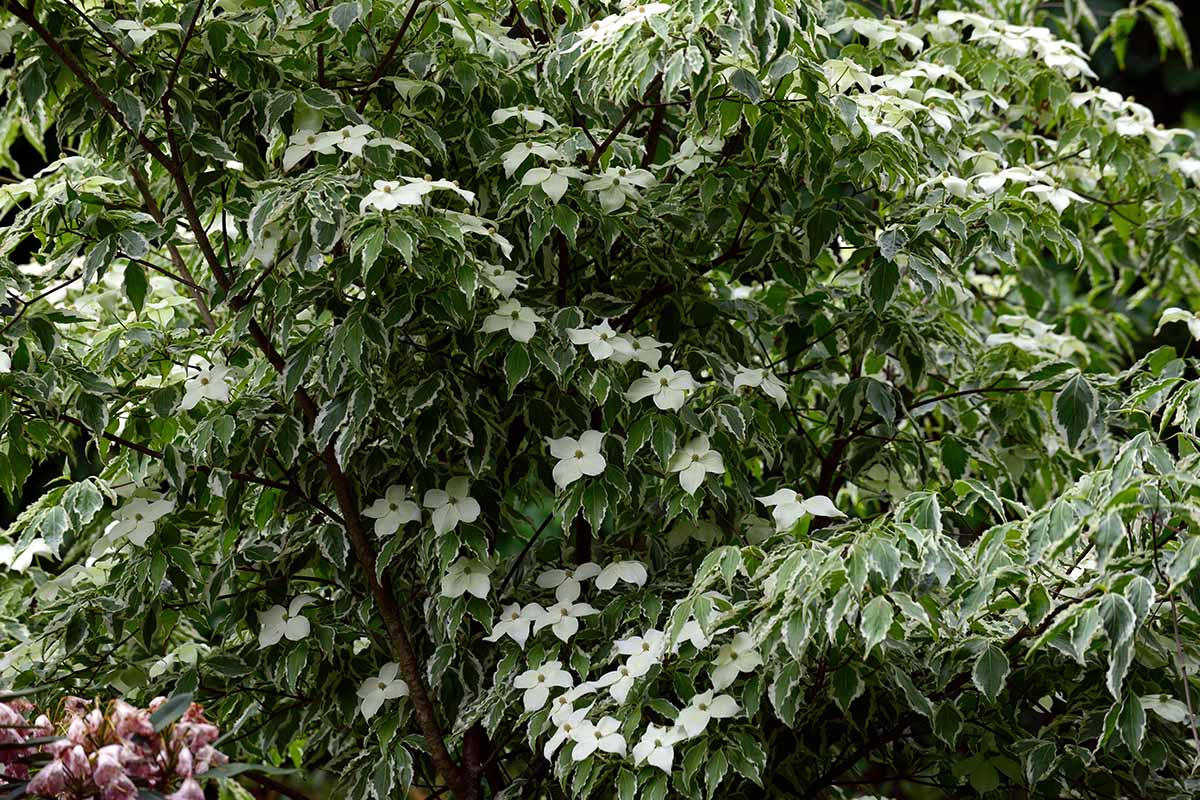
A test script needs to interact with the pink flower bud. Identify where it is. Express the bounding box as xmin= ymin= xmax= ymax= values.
xmin=147 ymin=696 xmax=167 ymax=713
xmin=63 ymin=696 xmax=90 ymax=716
xmin=67 ymin=714 xmax=89 ymax=744
xmin=94 ymin=743 xmax=125 ymax=786
xmin=165 ymin=777 xmax=205 ymax=800
xmin=0 ymin=702 xmax=25 ymax=727
xmin=27 ymin=760 xmax=67 ymax=795
xmin=191 ymin=744 xmax=227 ymax=775
xmin=62 ymin=744 xmax=90 ymax=778
xmin=101 ymin=774 xmax=138 ymax=800
xmin=174 ymin=744 xmax=193 ymax=777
